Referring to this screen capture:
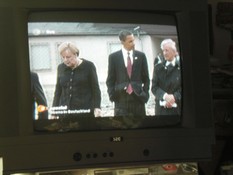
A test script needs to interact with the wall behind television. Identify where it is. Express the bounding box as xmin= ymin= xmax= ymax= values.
xmin=208 ymin=0 xmax=233 ymax=63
